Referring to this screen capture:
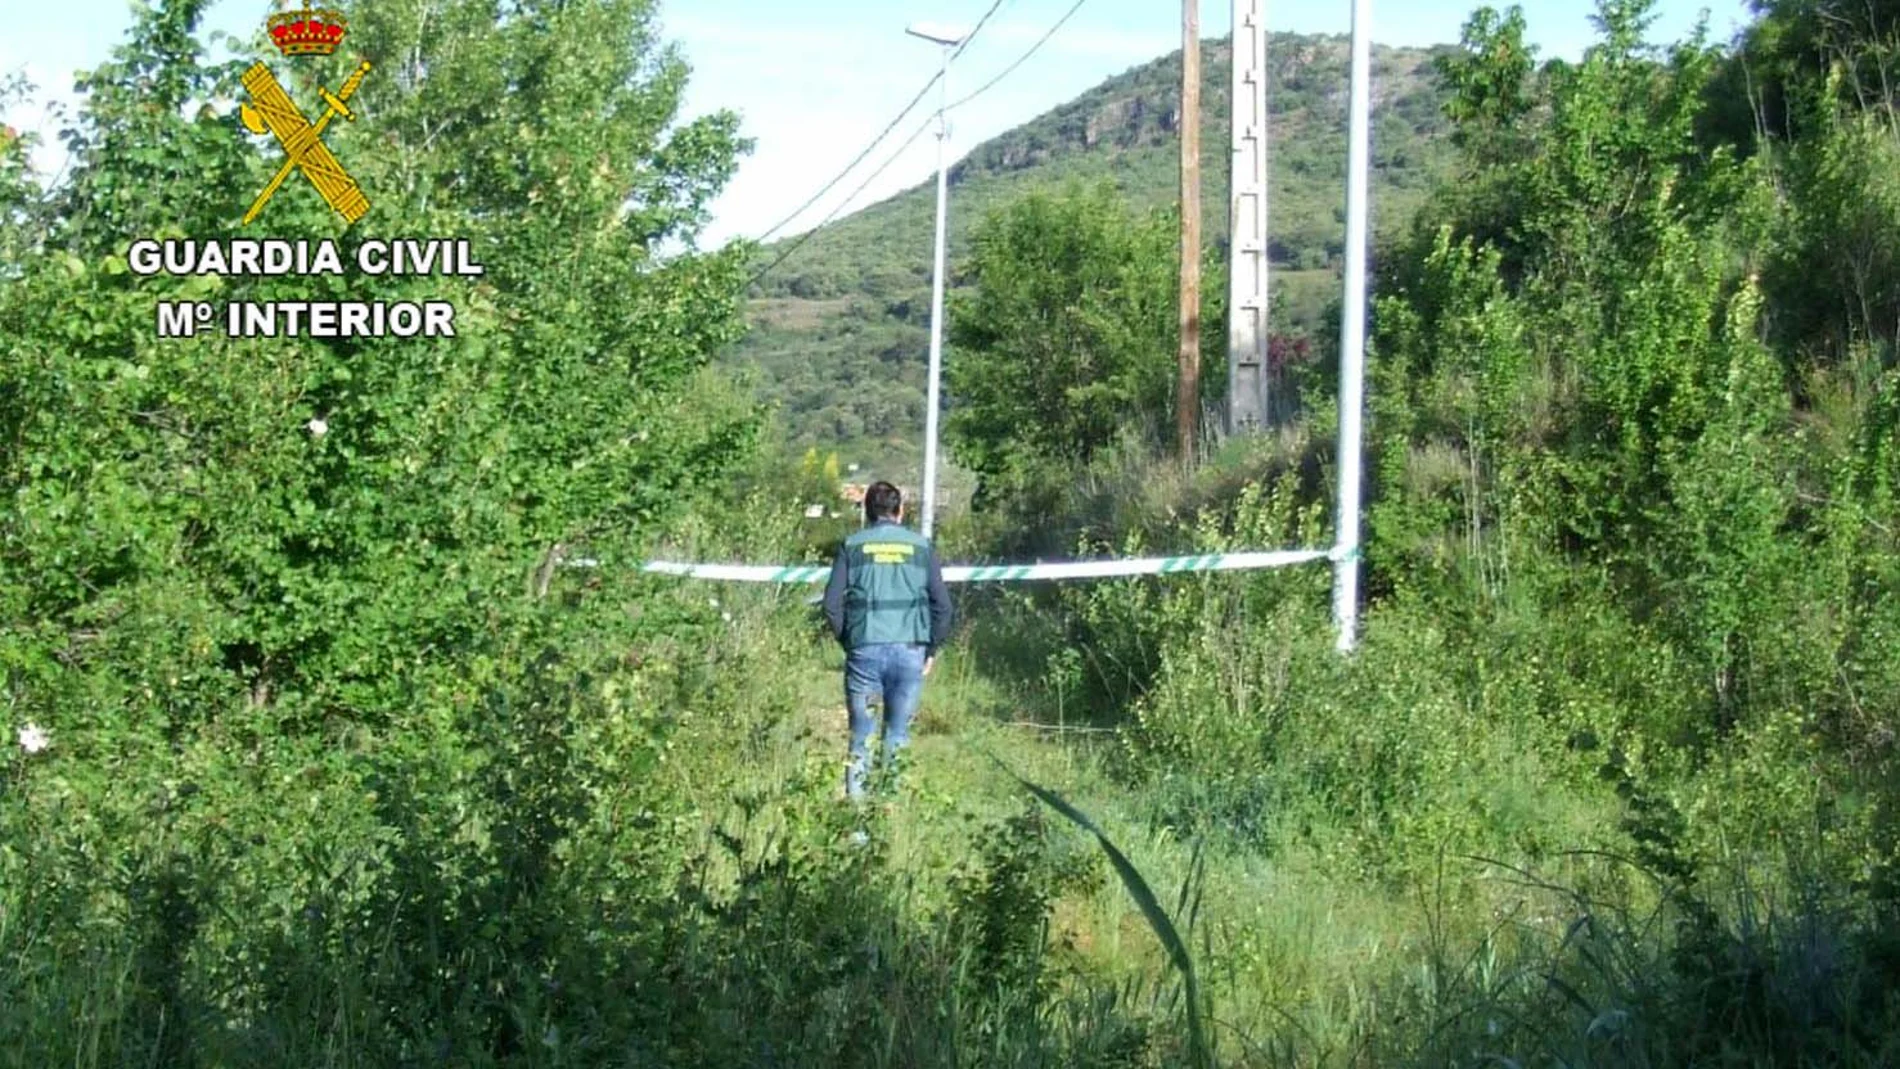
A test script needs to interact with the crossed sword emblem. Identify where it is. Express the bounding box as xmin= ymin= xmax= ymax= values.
xmin=238 ymin=60 xmax=373 ymax=226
